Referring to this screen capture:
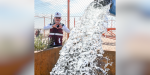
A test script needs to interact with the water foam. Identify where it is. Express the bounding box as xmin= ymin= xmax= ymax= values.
xmin=50 ymin=1 xmax=112 ymax=75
